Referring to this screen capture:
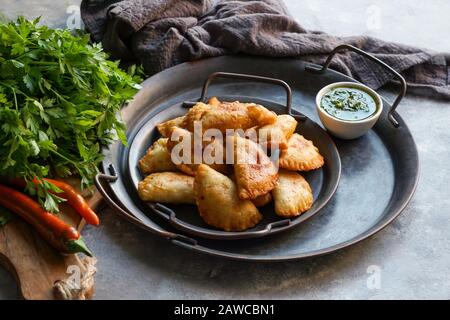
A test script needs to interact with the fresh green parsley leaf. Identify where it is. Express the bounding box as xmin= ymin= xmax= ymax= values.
xmin=0 ymin=17 xmax=142 ymax=212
